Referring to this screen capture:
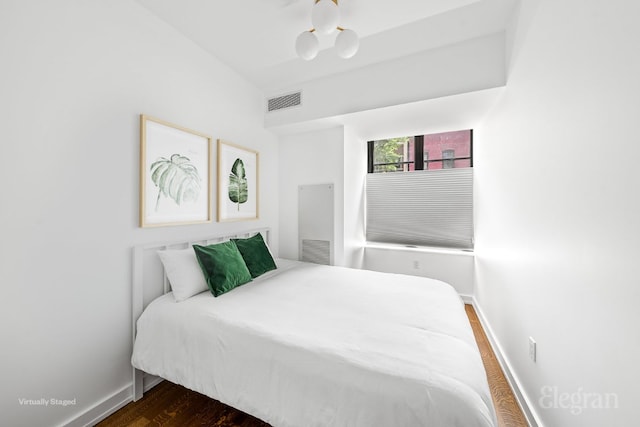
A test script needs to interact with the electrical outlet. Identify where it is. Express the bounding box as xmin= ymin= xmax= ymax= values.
xmin=529 ymin=337 xmax=537 ymax=362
